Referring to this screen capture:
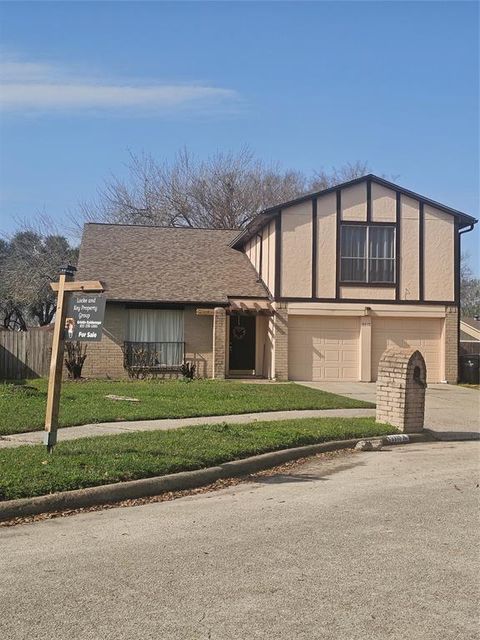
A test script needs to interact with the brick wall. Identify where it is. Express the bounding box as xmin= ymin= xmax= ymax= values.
xmin=82 ymin=303 xmax=127 ymax=379
xmin=212 ymin=307 xmax=226 ymax=379
xmin=83 ymin=303 xmax=215 ymax=380
xmin=184 ymin=307 xmax=213 ymax=378
xmin=273 ymin=303 xmax=288 ymax=381
xmin=444 ymin=305 xmax=458 ymax=383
